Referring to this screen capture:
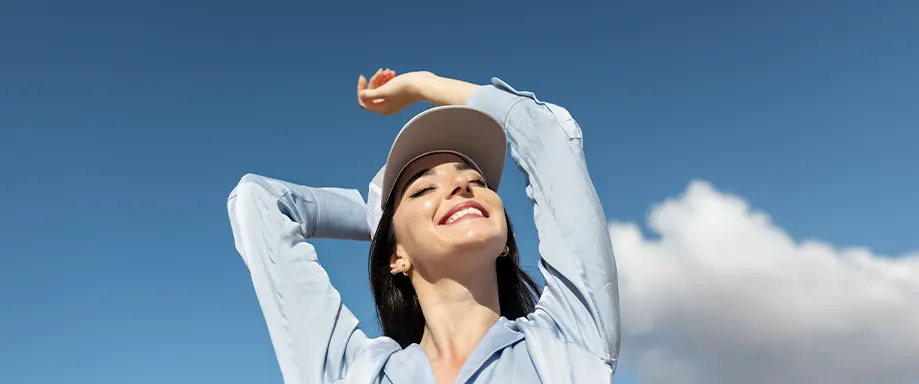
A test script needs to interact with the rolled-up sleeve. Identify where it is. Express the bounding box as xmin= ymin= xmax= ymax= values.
xmin=467 ymin=78 xmax=621 ymax=371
